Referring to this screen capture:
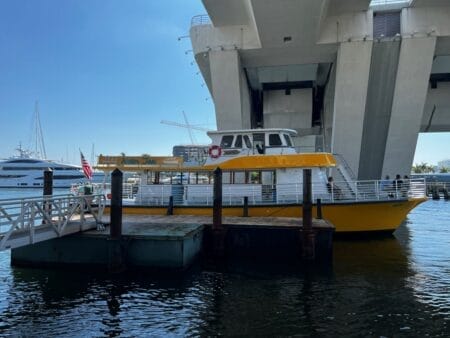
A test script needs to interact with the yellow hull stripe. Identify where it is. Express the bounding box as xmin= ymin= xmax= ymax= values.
xmin=104 ymin=198 xmax=426 ymax=233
